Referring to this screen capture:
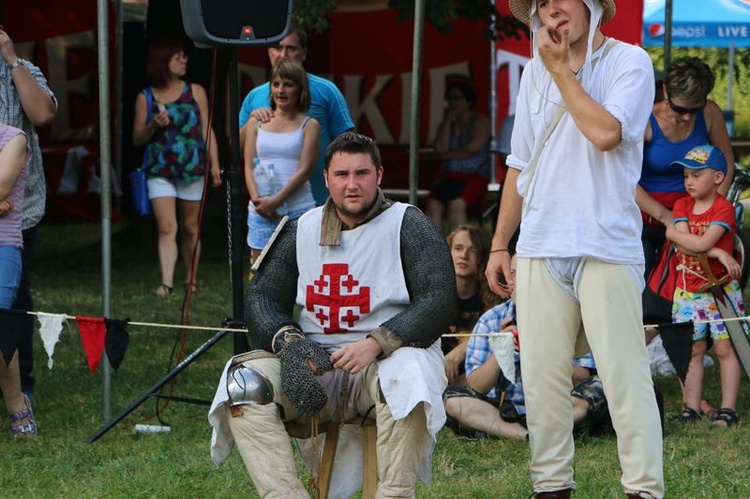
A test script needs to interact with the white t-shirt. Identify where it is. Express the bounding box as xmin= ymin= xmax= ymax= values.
xmin=507 ymin=41 xmax=655 ymax=264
